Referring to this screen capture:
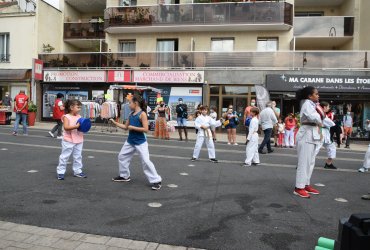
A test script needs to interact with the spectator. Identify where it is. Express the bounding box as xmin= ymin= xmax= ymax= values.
xmin=331 ymin=114 xmax=342 ymax=148
xmin=244 ymin=99 xmax=257 ymax=144
xmin=176 ymin=98 xmax=188 ymax=141
xmin=12 ymin=90 xmax=29 ymax=136
xmin=284 ymin=113 xmax=297 ymax=148
xmin=48 ymin=93 xmax=65 ymax=139
xmin=224 ymin=105 xmax=238 ymax=145
xmin=343 ymin=110 xmax=353 ymax=149
xmin=271 ymin=101 xmax=280 ymax=147
xmin=277 ymin=117 xmax=285 ymax=147
xmin=209 ymin=106 xmax=218 ymax=142
xmin=1 ymin=92 xmax=12 ymax=122
xmin=154 ymin=101 xmax=170 ymax=140
xmin=258 ymin=102 xmax=278 ymax=154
